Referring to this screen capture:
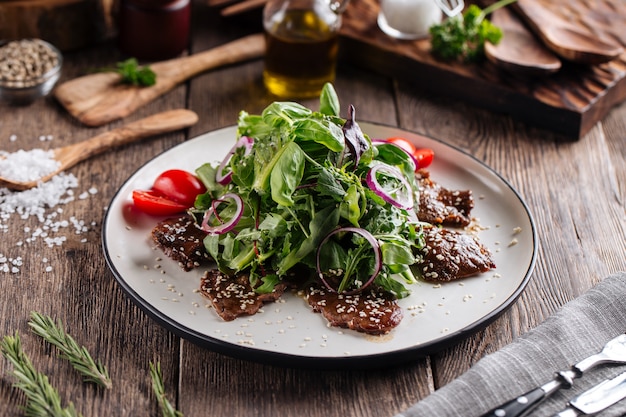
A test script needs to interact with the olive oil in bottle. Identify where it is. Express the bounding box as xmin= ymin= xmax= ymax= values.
xmin=263 ymin=1 xmax=342 ymax=98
